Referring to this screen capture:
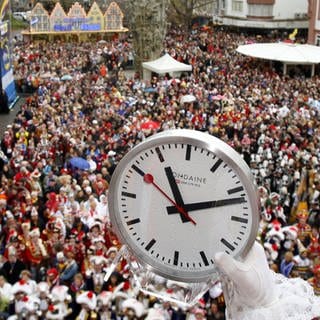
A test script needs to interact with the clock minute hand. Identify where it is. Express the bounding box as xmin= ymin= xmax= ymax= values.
xmin=164 ymin=166 xmax=190 ymax=223
xmin=165 ymin=167 xmax=185 ymax=204
xmin=167 ymin=197 xmax=246 ymax=214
